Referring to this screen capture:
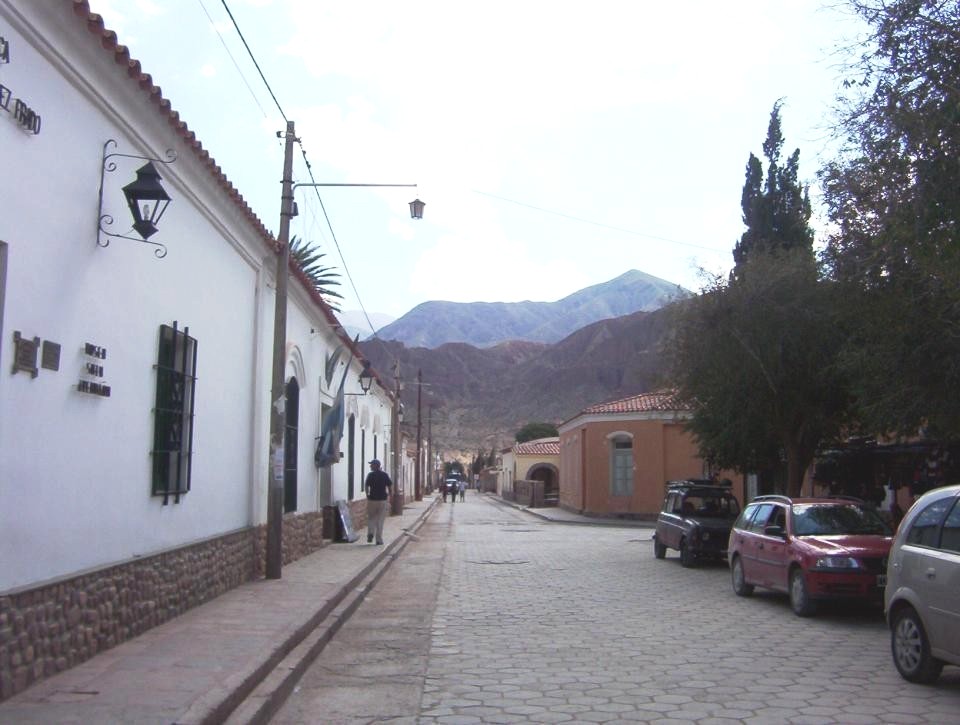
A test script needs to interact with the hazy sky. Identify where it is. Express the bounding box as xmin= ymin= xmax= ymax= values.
xmin=89 ymin=1 xmax=866 ymax=325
